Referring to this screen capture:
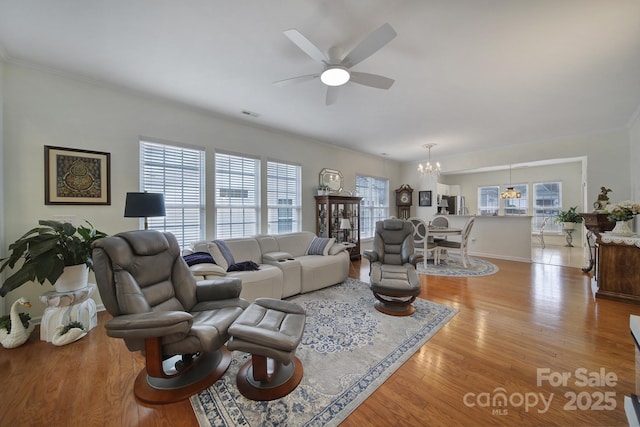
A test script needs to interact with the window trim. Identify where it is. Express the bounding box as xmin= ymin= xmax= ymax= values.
xmin=356 ymin=174 xmax=390 ymax=239
xmin=214 ymin=150 xmax=261 ymax=239
xmin=266 ymin=159 xmax=302 ymax=235
xmin=139 ymin=138 xmax=206 ymax=248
